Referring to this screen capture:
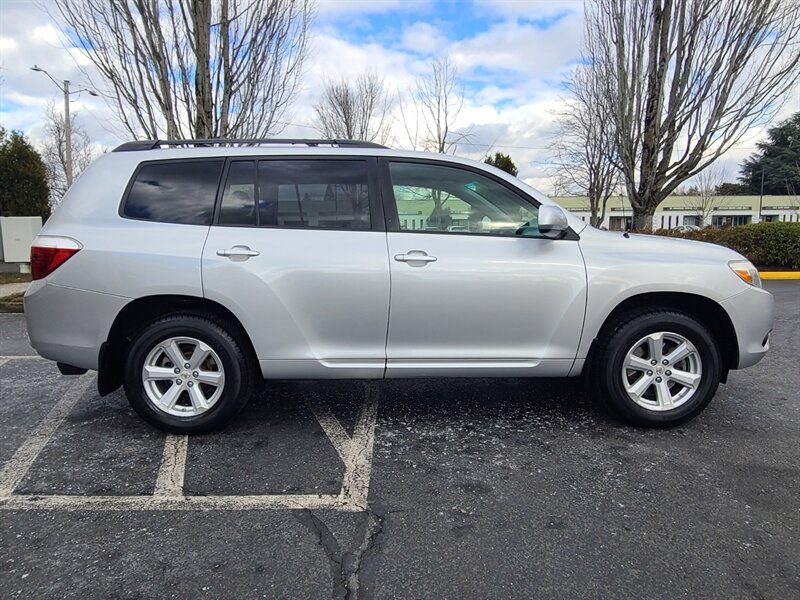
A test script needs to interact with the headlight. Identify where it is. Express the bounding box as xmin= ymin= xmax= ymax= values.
xmin=729 ymin=260 xmax=762 ymax=288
